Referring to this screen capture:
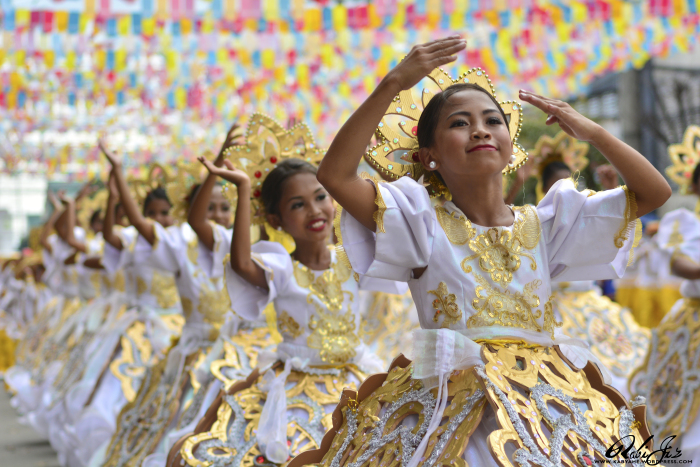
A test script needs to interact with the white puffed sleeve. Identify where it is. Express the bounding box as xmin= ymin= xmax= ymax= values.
xmin=102 ymin=226 xmax=137 ymax=274
xmin=224 ymin=240 xmax=292 ymax=321
xmin=656 ymin=208 xmax=700 ymax=260
xmin=339 ymin=177 xmax=436 ymax=282
xmin=131 ymin=222 xmax=186 ymax=273
xmin=537 ymin=178 xmax=640 ymax=281
xmin=210 ymin=222 xmax=232 ymax=279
